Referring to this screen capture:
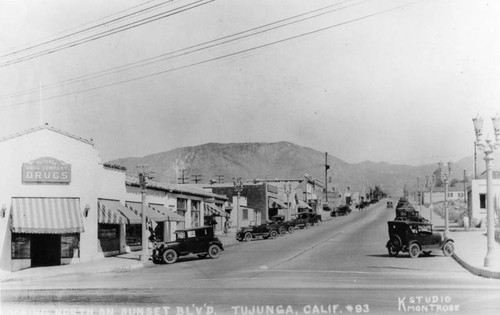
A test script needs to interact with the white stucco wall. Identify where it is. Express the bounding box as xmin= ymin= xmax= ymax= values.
xmin=470 ymin=179 xmax=500 ymax=221
xmin=0 ymin=128 xmax=105 ymax=272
